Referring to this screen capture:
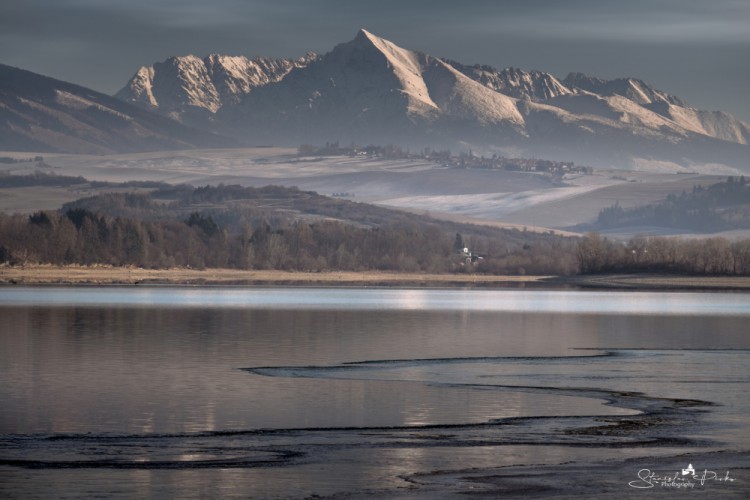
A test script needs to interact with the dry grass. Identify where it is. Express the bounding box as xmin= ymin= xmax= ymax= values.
xmin=0 ymin=264 xmax=549 ymax=286
xmin=4 ymin=266 xmax=749 ymax=290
